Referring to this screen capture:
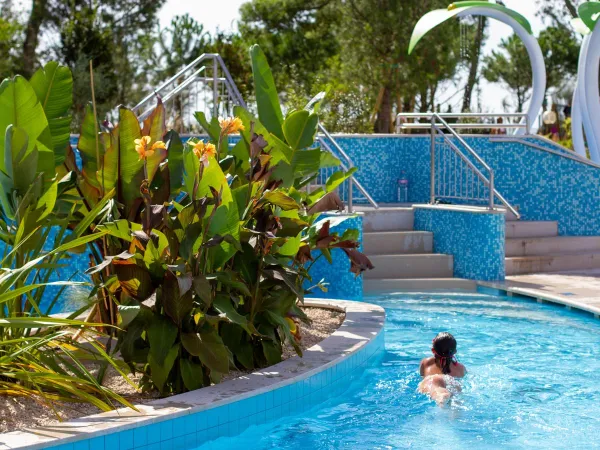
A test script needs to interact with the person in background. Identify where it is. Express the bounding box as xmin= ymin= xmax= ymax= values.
xmin=491 ymin=117 xmax=506 ymax=135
